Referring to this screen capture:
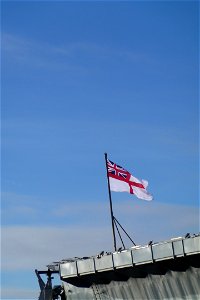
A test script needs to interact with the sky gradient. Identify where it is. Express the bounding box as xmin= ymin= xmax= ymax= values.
xmin=1 ymin=1 xmax=199 ymax=299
